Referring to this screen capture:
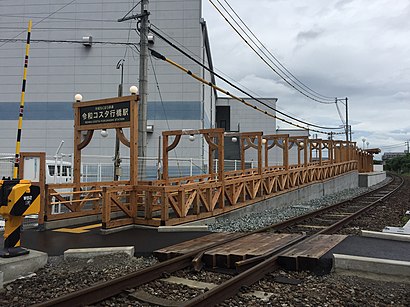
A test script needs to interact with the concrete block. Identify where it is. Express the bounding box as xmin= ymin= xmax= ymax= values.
xmin=99 ymin=224 xmax=135 ymax=235
xmin=0 ymin=271 xmax=3 ymax=289
xmin=64 ymin=246 xmax=134 ymax=259
xmin=383 ymin=226 xmax=410 ymax=235
xmin=0 ymin=249 xmax=48 ymax=284
xmin=358 ymin=172 xmax=386 ymax=187
xmin=158 ymin=225 xmax=209 ymax=232
xmin=361 ymin=230 xmax=410 ymax=242
xmin=333 ymin=253 xmax=410 ymax=283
